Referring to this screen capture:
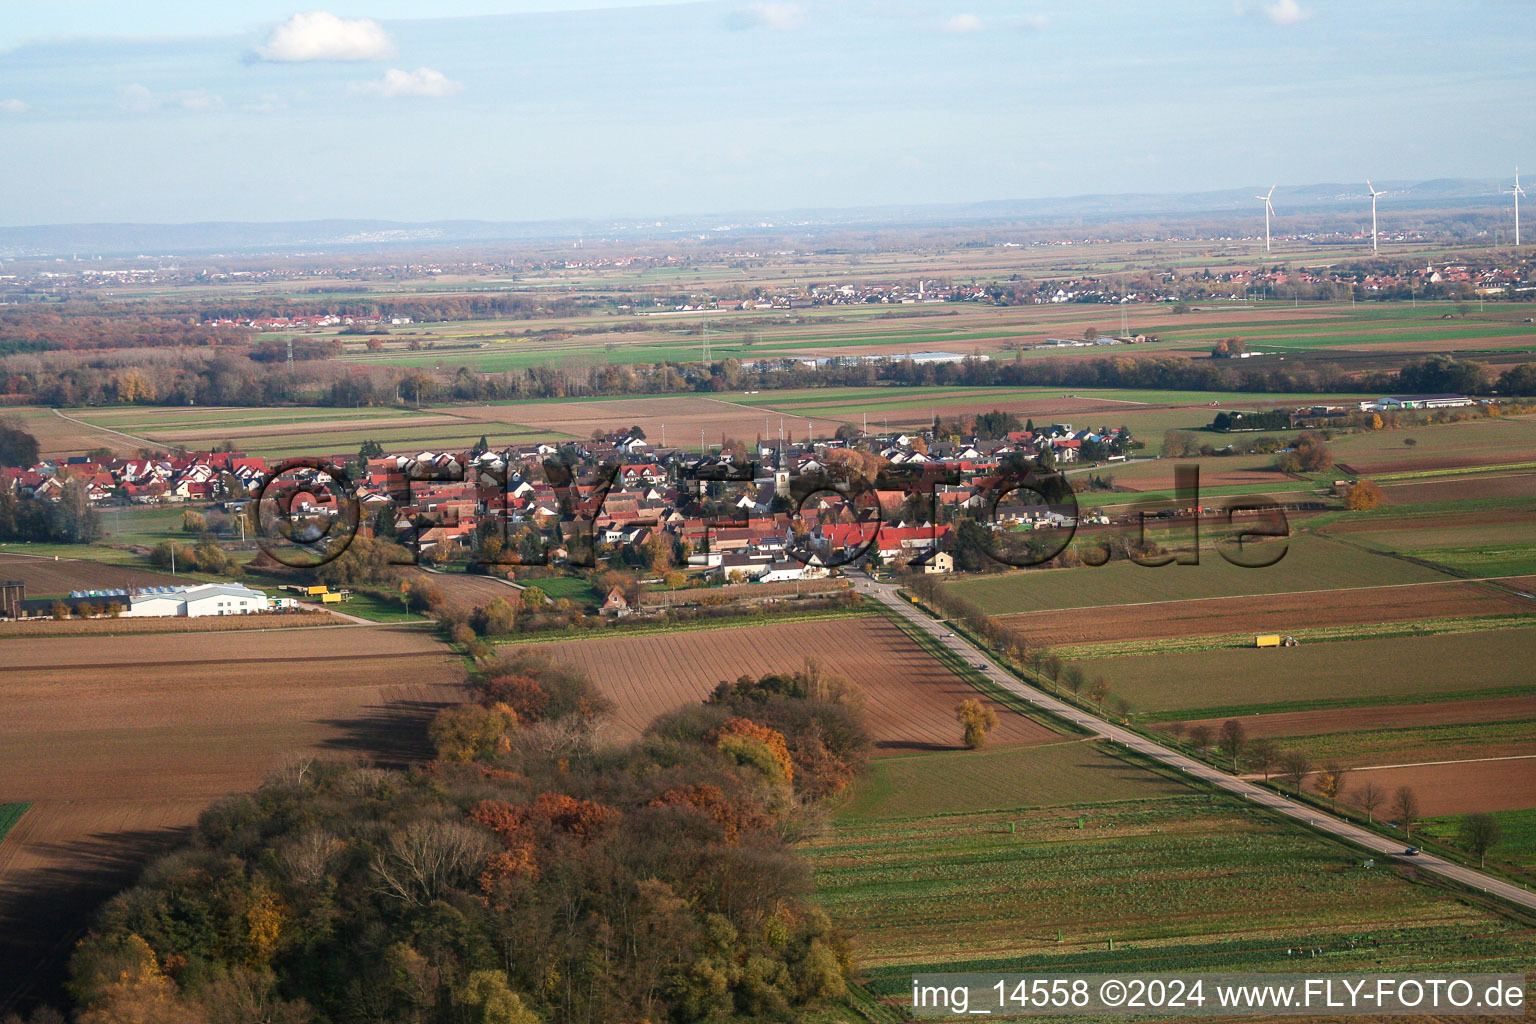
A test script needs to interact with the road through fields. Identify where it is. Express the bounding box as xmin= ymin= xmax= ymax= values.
xmin=856 ymin=576 xmax=1536 ymax=915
